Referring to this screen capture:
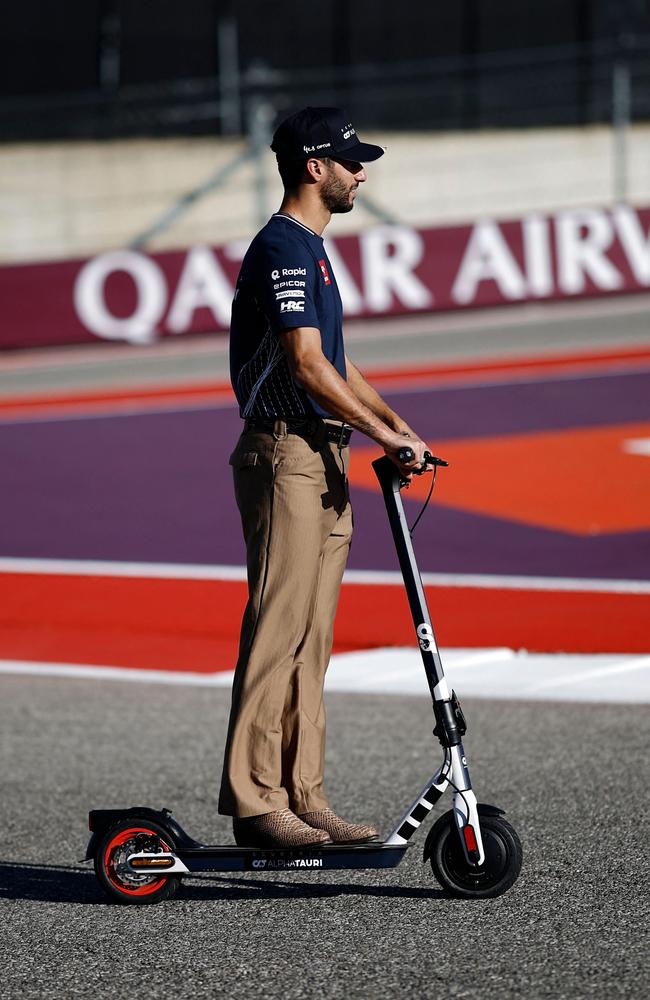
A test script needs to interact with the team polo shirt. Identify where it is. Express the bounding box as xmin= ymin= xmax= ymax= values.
xmin=230 ymin=213 xmax=346 ymax=419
